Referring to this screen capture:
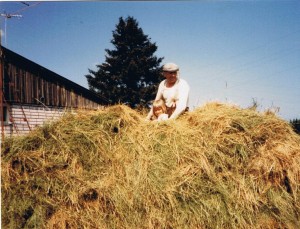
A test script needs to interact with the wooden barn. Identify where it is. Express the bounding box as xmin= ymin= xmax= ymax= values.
xmin=0 ymin=46 xmax=106 ymax=138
